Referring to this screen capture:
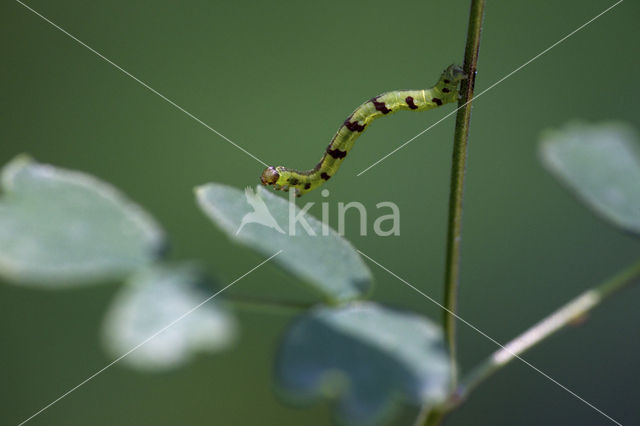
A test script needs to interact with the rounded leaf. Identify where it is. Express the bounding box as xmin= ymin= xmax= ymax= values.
xmin=275 ymin=303 xmax=451 ymax=425
xmin=102 ymin=263 xmax=237 ymax=371
xmin=195 ymin=184 xmax=372 ymax=303
xmin=540 ymin=122 xmax=640 ymax=236
xmin=0 ymin=156 xmax=165 ymax=286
